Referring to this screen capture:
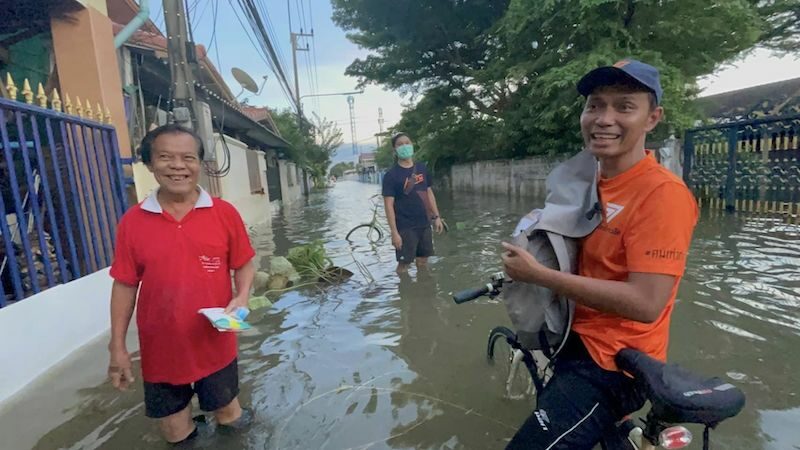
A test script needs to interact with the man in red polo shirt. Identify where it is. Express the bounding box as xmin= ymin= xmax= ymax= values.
xmin=107 ymin=124 xmax=256 ymax=444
